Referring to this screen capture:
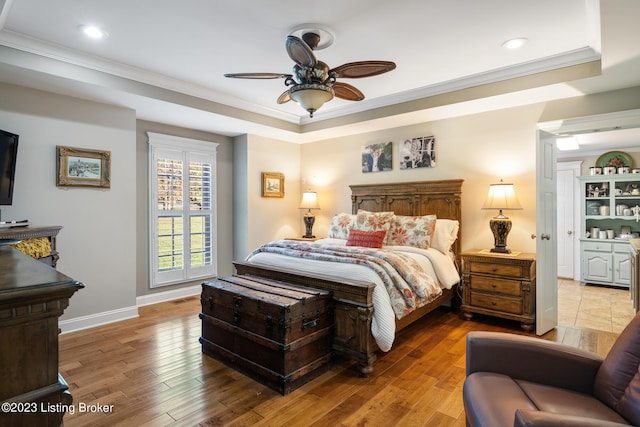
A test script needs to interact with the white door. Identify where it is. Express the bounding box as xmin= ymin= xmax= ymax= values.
xmin=536 ymin=130 xmax=558 ymax=335
xmin=556 ymin=163 xmax=580 ymax=278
